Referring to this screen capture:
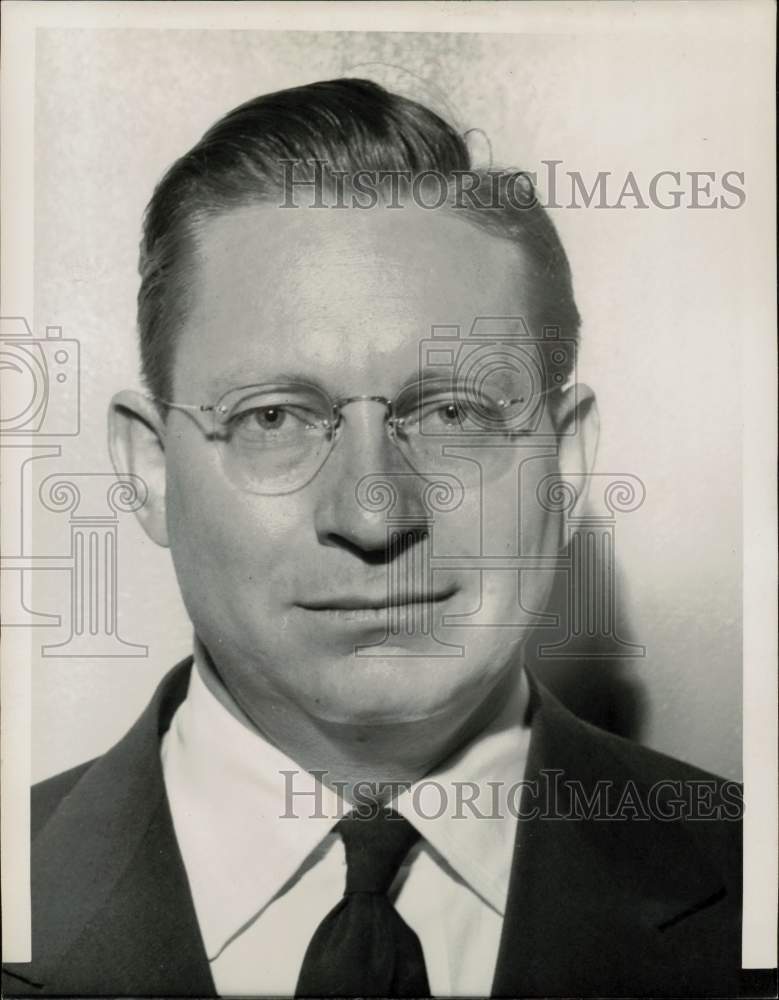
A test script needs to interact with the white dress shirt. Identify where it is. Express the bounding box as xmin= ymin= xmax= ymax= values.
xmin=161 ymin=654 xmax=531 ymax=997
